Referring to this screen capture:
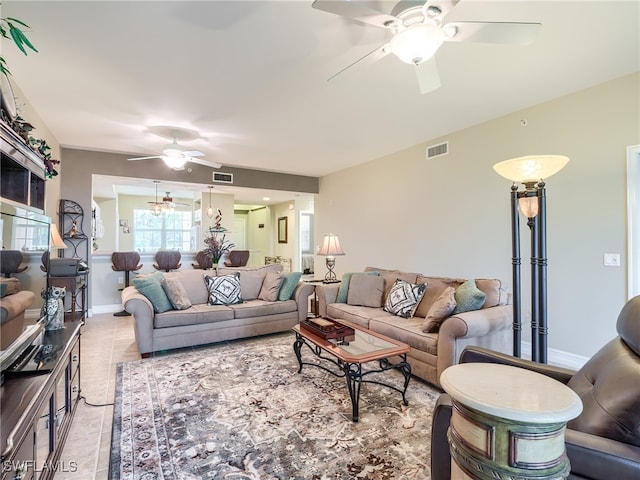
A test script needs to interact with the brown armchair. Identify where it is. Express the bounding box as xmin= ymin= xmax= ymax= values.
xmin=430 ymin=295 xmax=640 ymax=480
xmin=224 ymin=250 xmax=249 ymax=267
xmin=153 ymin=250 xmax=182 ymax=272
